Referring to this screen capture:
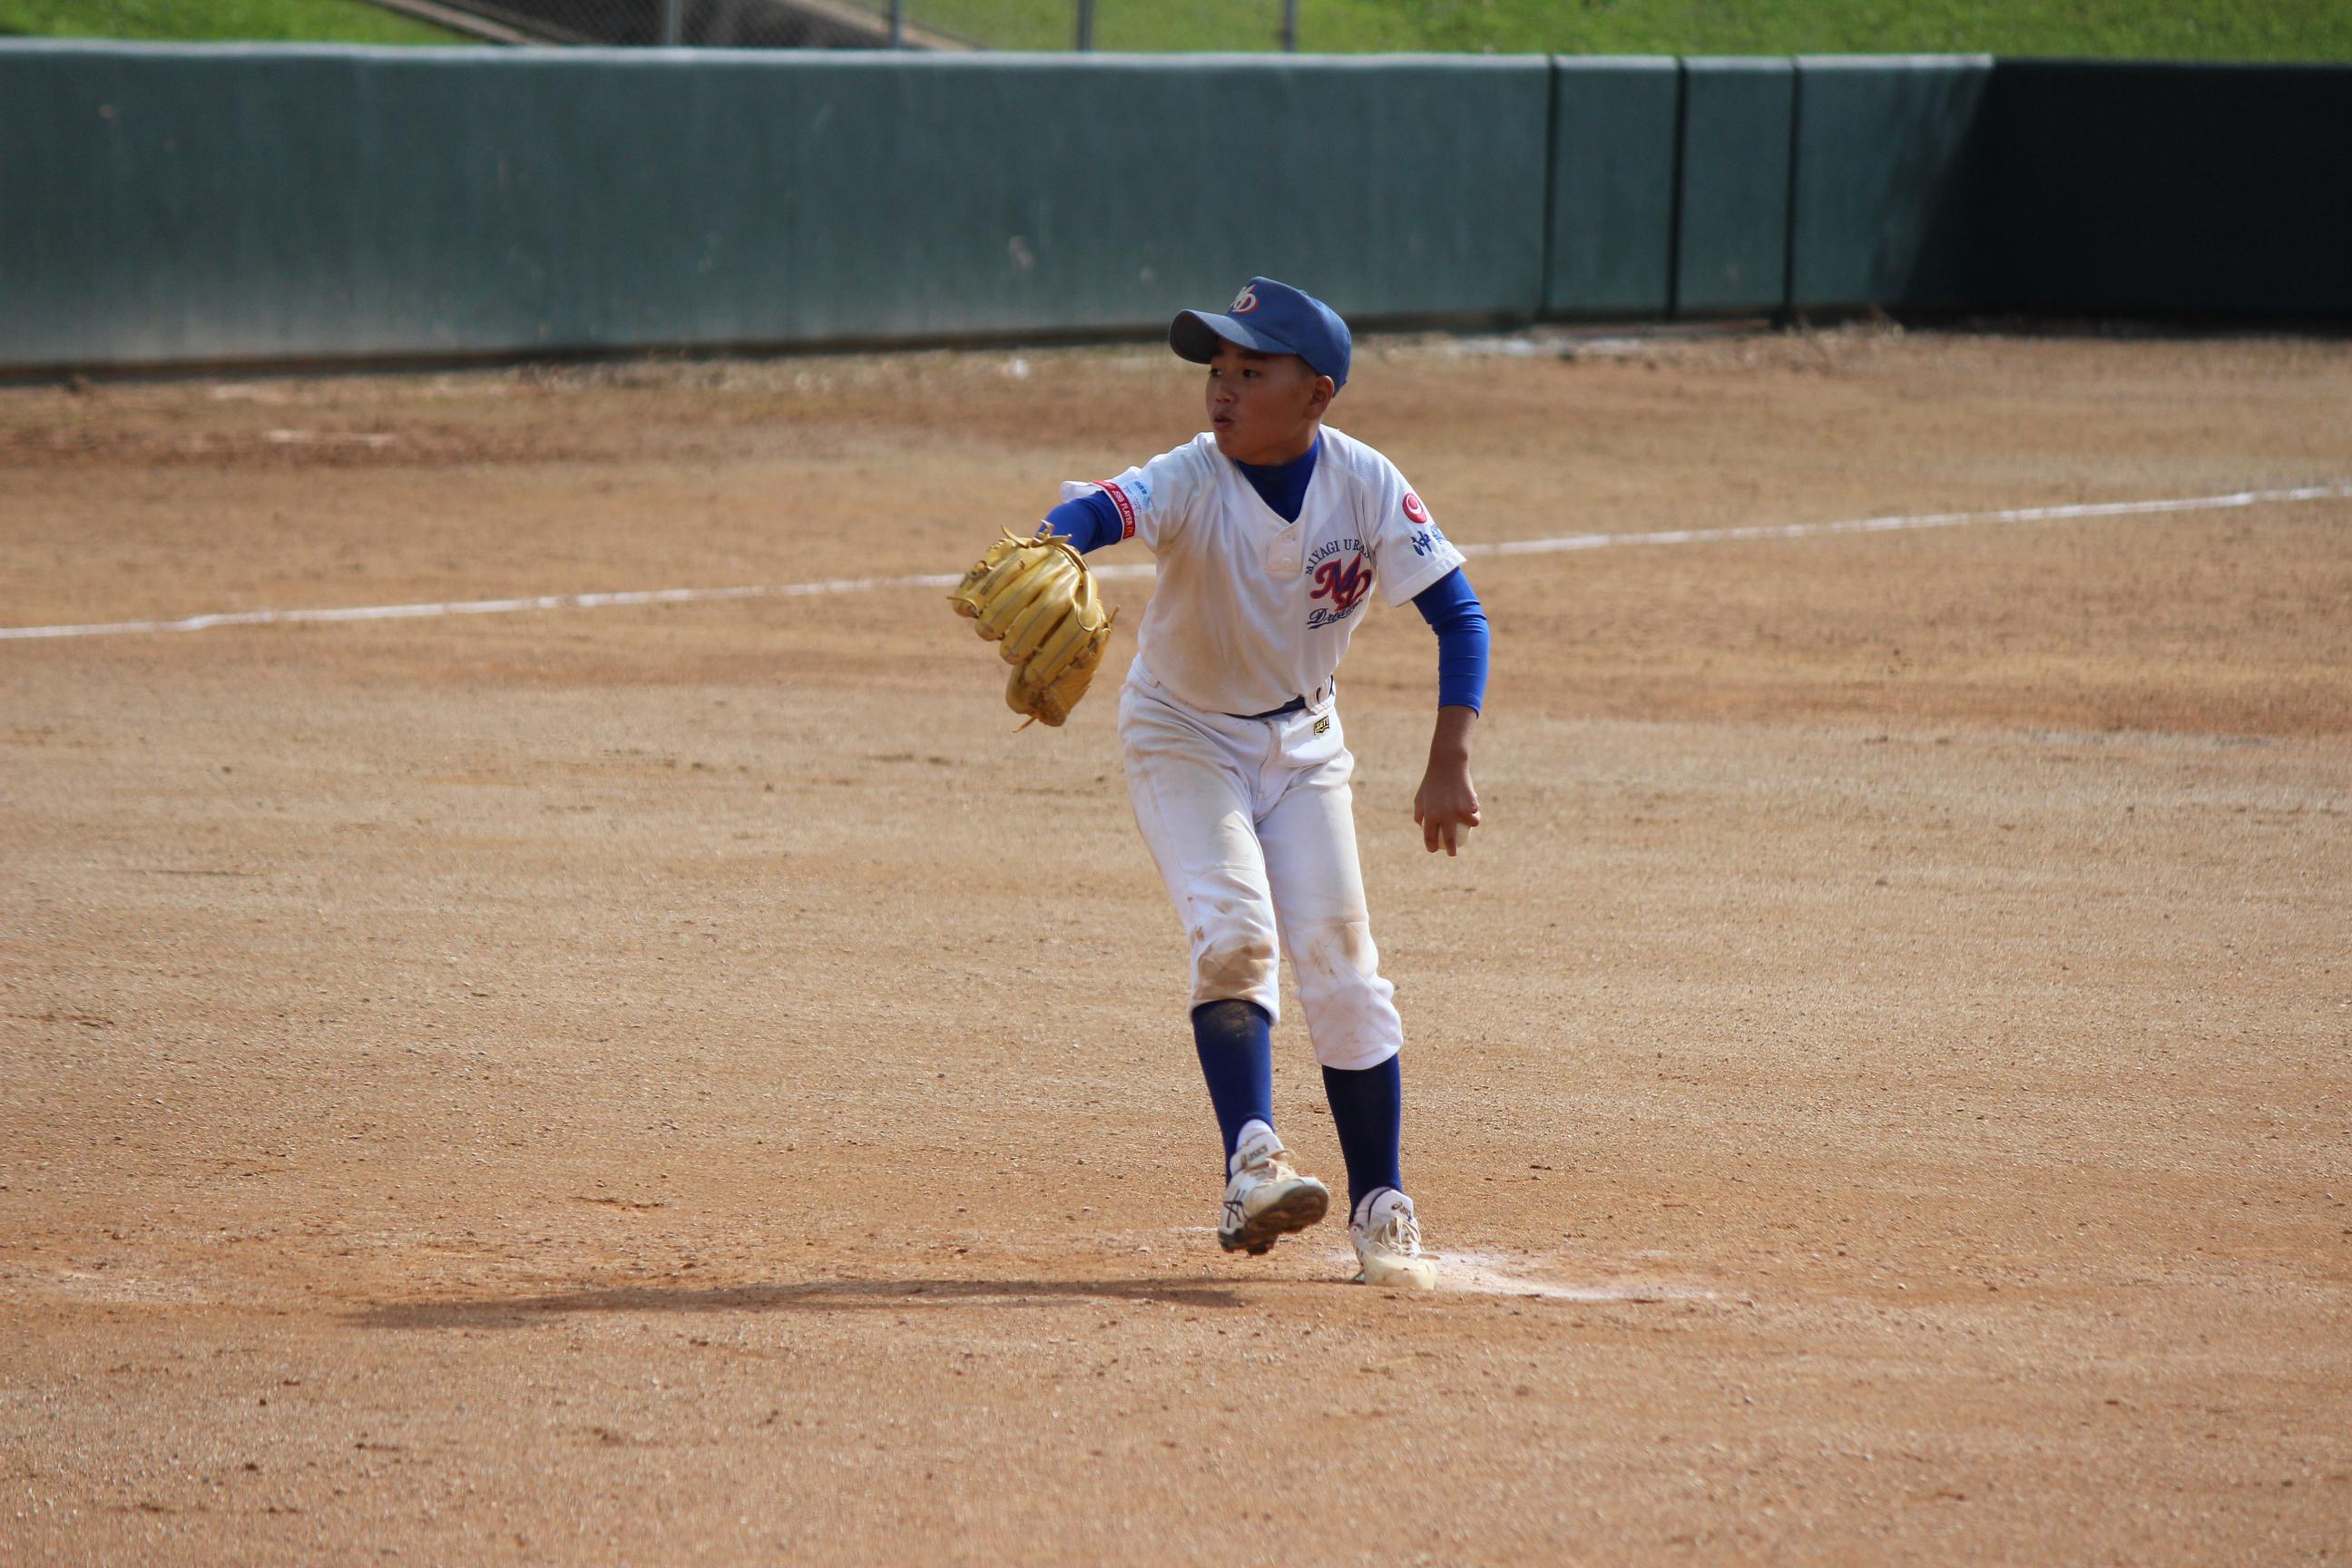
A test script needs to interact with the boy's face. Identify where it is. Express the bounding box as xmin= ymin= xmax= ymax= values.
xmin=1204 ymin=340 xmax=1334 ymax=466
